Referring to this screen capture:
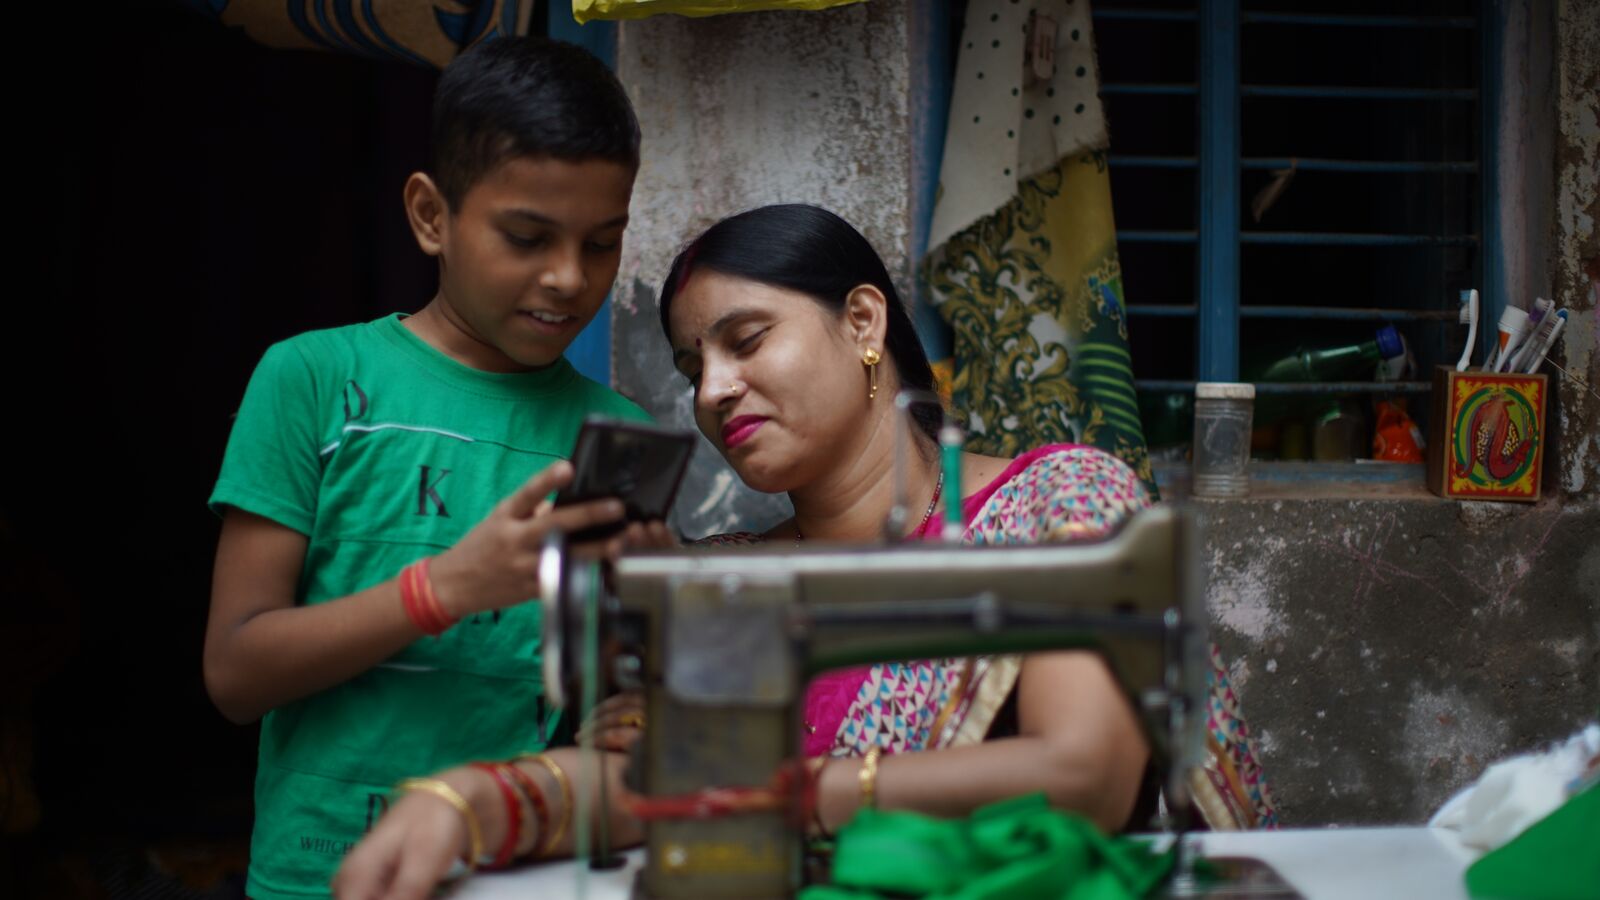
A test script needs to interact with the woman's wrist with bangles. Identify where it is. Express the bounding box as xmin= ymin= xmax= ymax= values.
xmin=394 ymin=769 xmax=500 ymax=870
xmin=811 ymin=747 xmax=885 ymax=837
xmin=468 ymin=763 xmax=527 ymax=869
xmin=469 ymin=754 xmax=572 ymax=865
xmin=394 ymin=757 xmax=569 ymax=872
